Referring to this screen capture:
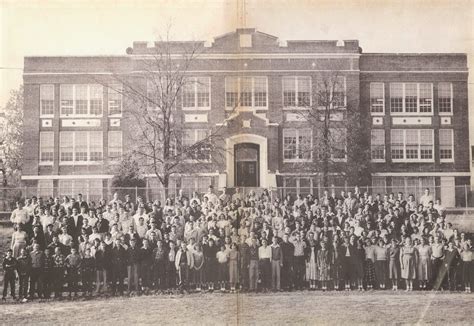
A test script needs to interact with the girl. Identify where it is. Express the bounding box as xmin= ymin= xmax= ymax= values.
xmin=387 ymin=238 xmax=400 ymax=291
xmin=364 ymin=238 xmax=376 ymax=290
xmin=331 ymin=236 xmax=342 ymax=291
xmin=340 ymin=237 xmax=353 ymax=291
xmin=11 ymin=223 xmax=28 ymax=258
xmin=374 ymin=238 xmax=388 ymax=289
xmin=416 ymin=237 xmax=432 ymax=290
xmin=306 ymin=239 xmax=318 ymax=290
xmin=353 ymin=239 xmax=365 ymax=291
xmin=203 ymin=238 xmax=218 ymax=291
xmin=460 ymin=239 xmax=473 ymax=293
xmin=192 ymin=243 xmax=205 ymax=292
xmin=228 ymin=243 xmax=240 ymax=293
xmin=400 ymin=237 xmax=417 ymax=291
xmin=316 ymin=241 xmax=332 ymax=291
xmin=216 ymin=245 xmax=229 ymax=291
